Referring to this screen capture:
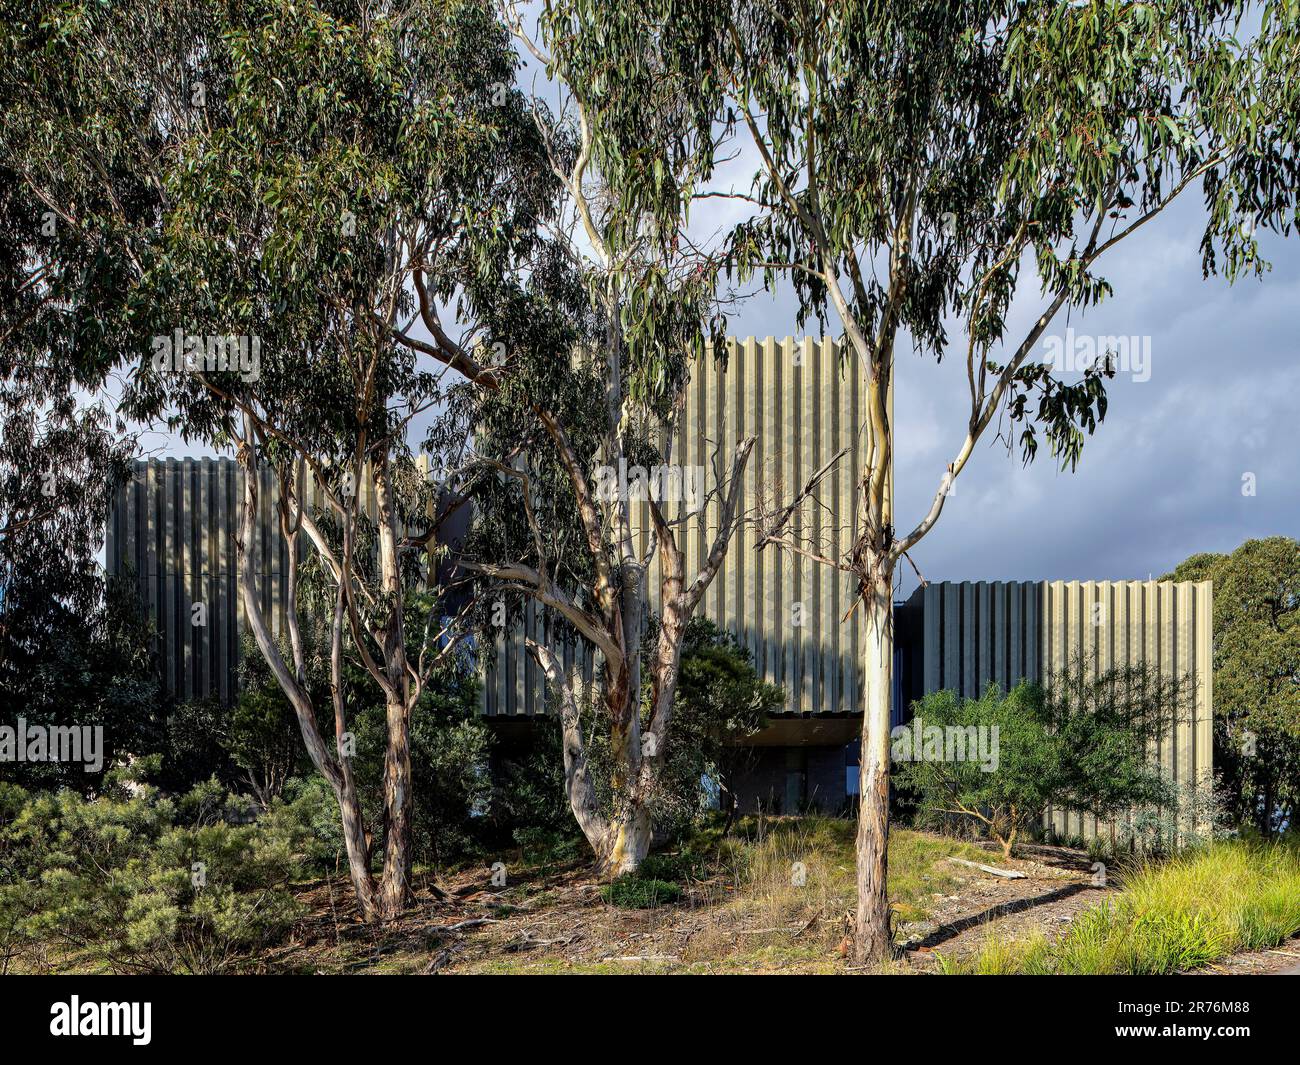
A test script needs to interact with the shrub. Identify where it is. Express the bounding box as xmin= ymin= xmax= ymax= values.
xmin=896 ymin=662 xmax=1191 ymax=856
xmin=279 ymin=775 xmax=346 ymax=871
xmin=484 ymin=725 xmax=577 ymax=850
xmin=0 ymin=782 xmax=311 ymax=973
xmin=227 ymin=633 xmax=307 ymax=806
xmin=652 ymin=619 xmax=784 ymax=835
xmin=636 ymin=852 xmax=704 ymax=883
xmin=508 ymin=826 xmax=587 ymax=867
xmin=350 ymin=670 xmax=491 ymax=866
xmin=600 ymin=876 xmax=683 ymax=909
